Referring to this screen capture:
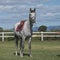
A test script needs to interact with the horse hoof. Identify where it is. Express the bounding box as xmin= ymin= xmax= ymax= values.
xmin=29 ymin=55 xmax=32 ymax=58
xmin=20 ymin=55 xmax=23 ymax=57
xmin=15 ymin=54 xmax=17 ymax=56
xmin=15 ymin=53 xmax=18 ymax=56
xmin=15 ymin=54 xmax=18 ymax=56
